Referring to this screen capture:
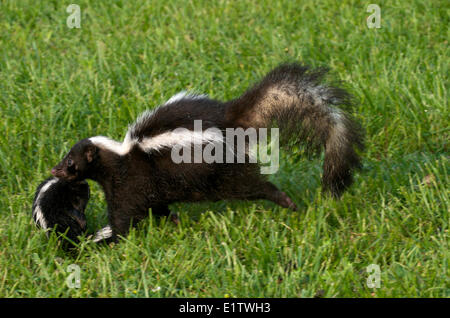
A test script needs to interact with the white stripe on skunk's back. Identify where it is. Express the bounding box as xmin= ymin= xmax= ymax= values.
xmin=89 ymin=136 xmax=136 ymax=156
xmin=126 ymin=90 xmax=209 ymax=139
xmin=90 ymin=129 xmax=223 ymax=156
xmin=128 ymin=91 xmax=208 ymax=133
xmin=89 ymin=91 xmax=222 ymax=156
xmin=32 ymin=178 xmax=59 ymax=230
xmin=164 ymin=91 xmax=208 ymax=105
xmin=139 ymin=126 xmax=223 ymax=153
